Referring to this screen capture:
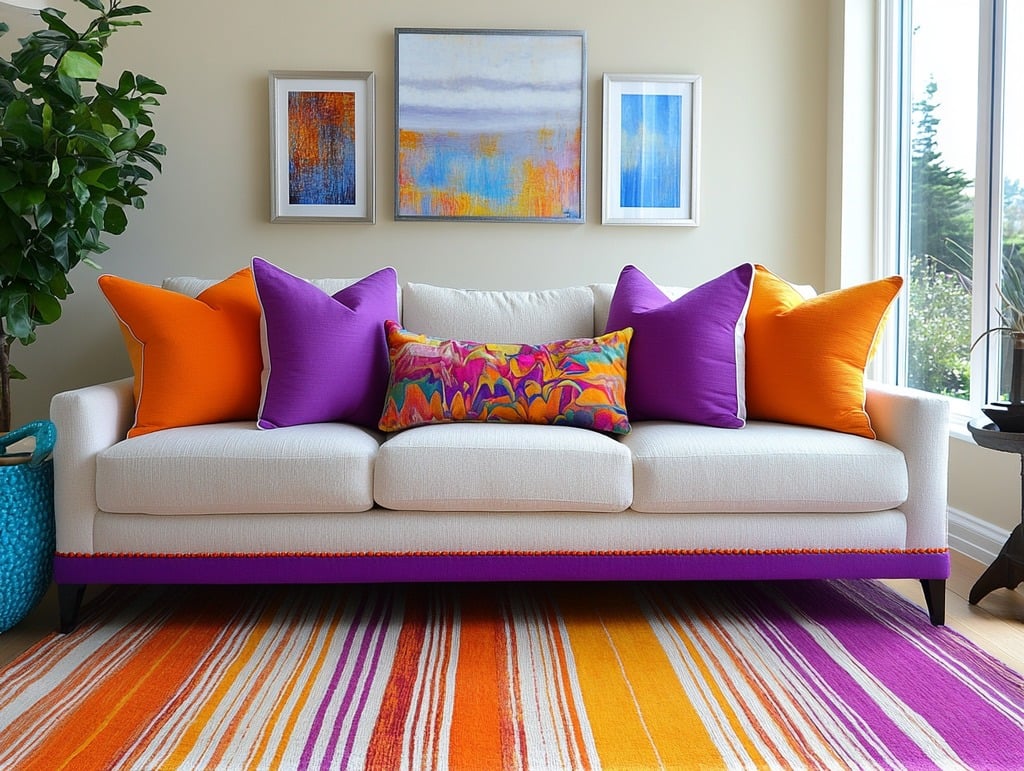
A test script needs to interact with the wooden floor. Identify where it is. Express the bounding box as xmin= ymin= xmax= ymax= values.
xmin=2 ymin=551 xmax=1023 ymax=673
